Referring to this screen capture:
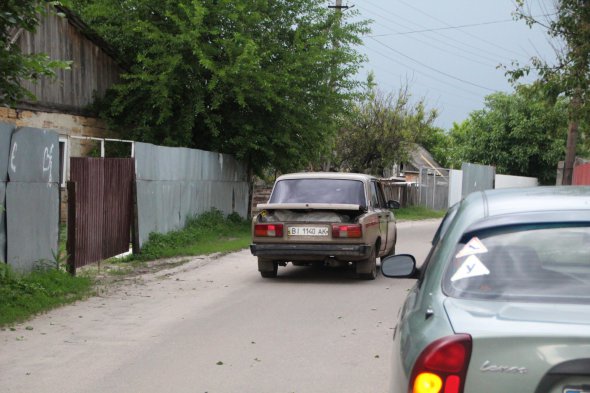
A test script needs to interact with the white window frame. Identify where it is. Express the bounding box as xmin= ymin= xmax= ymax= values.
xmin=59 ymin=136 xmax=68 ymax=188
